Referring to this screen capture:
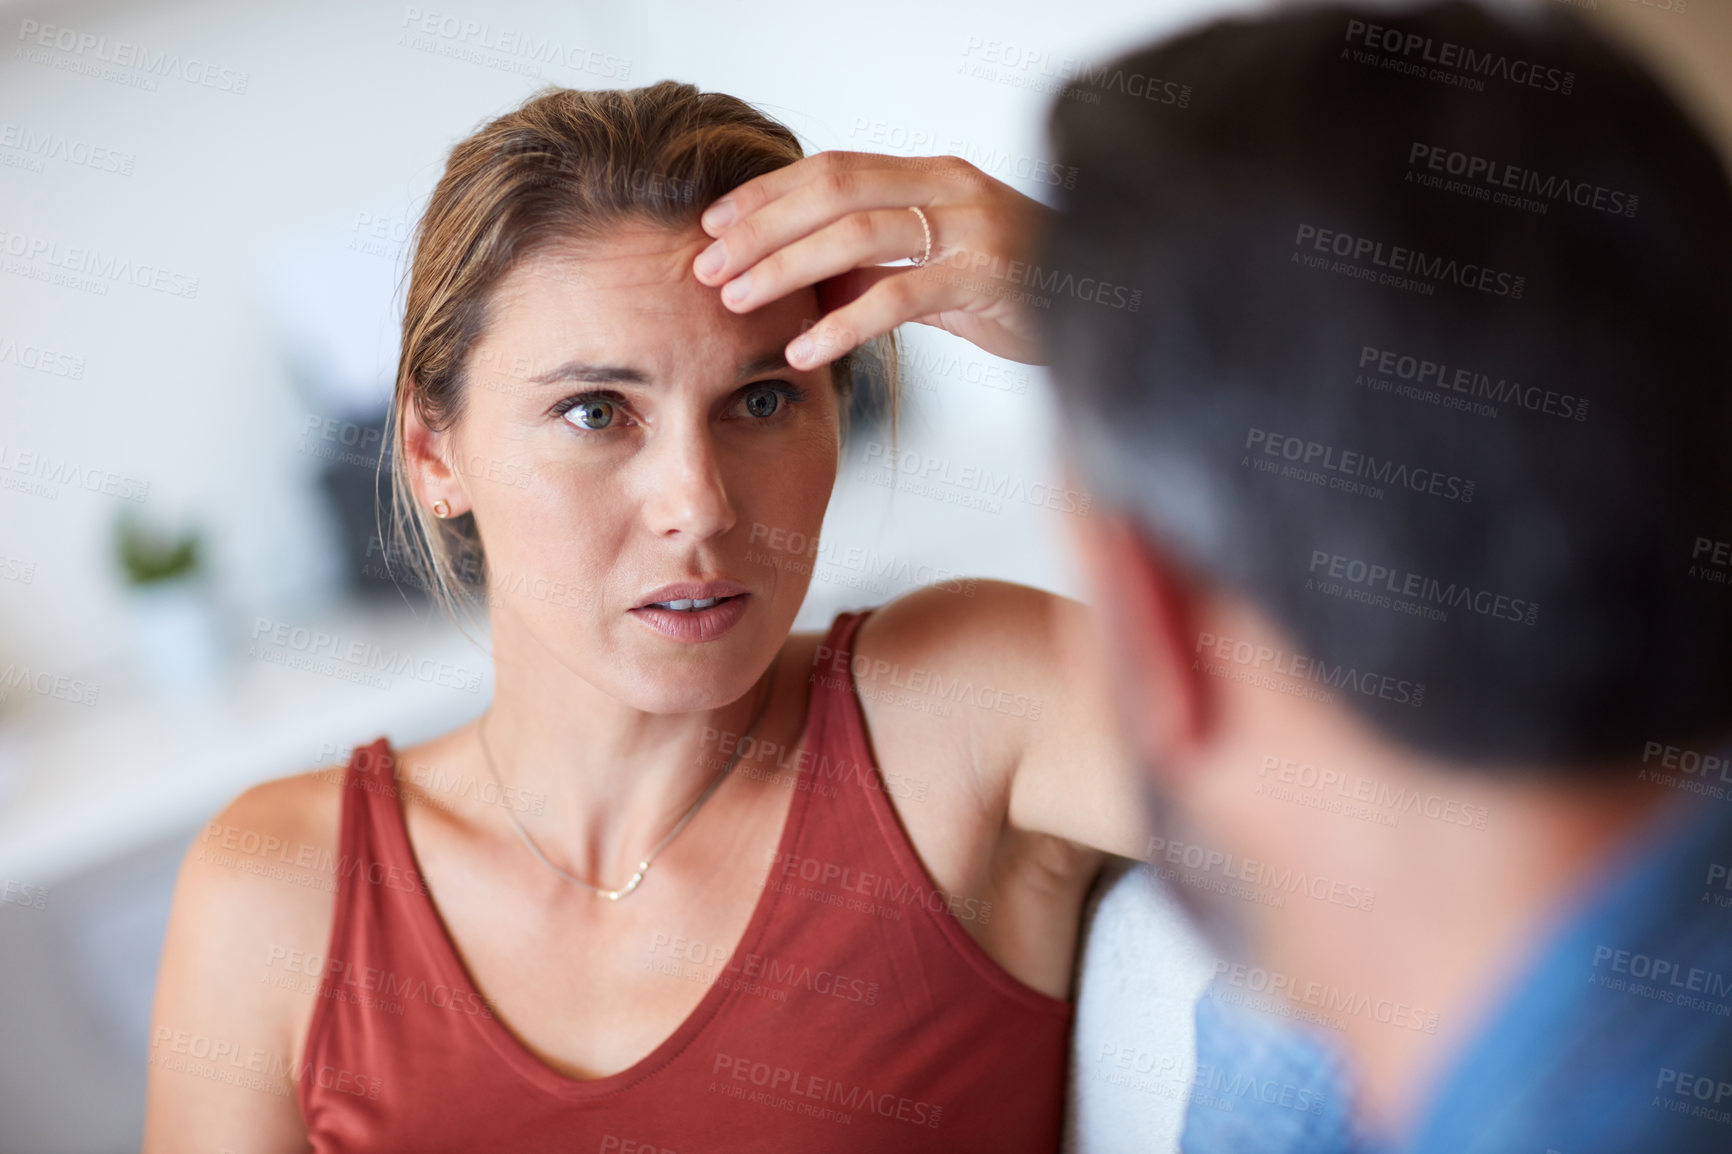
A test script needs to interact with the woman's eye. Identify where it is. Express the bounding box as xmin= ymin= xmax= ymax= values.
xmin=743 ymin=386 xmax=782 ymax=419
xmin=563 ymin=398 xmax=616 ymax=430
